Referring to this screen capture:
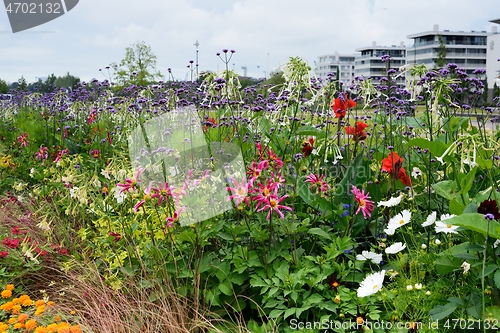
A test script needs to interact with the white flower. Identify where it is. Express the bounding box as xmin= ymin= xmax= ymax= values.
xmin=411 ymin=167 xmax=422 ymax=178
xmin=377 ymin=194 xmax=403 ymax=207
xmin=113 ymin=186 xmax=125 ymax=204
xmin=421 ymin=244 xmax=427 ymax=249
xmin=435 ymin=221 xmax=459 ymax=234
xmin=69 ymin=187 xmax=78 ymax=198
xmin=357 ymin=270 xmax=386 ymax=298
xmin=439 ymin=214 xmax=456 ymax=221
xmin=100 ymin=169 xmax=111 ymax=180
xmin=30 ymin=168 xmax=35 ymax=178
xmin=414 ymin=283 xmax=423 ymax=290
xmin=435 ymin=239 xmax=441 ymax=245
xmin=426 ymin=290 xmax=431 ymax=295
xmin=385 ymin=242 xmax=406 ymax=254
xmin=356 ymin=250 xmax=383 ymax=264
xmin=493 ymin=239 xmax=500 ymax=249
xmin=461 ymin=261 xmax=470 ymax=274
xmin=421 ymin=211 xmax=437 ymax=227
xmin=385 ymin=210 xmax=411 ymax=235
xmin=406 ymin=285 xmax=413 ymax=291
